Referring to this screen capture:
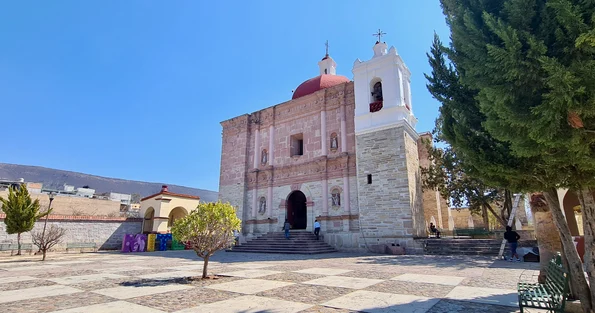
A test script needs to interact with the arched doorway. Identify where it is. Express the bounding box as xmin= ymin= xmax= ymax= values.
xmin=287 ymin=191 xmax=307 ymax=230
xmin=563 ymin=191 xmax=581 ymax=236
xmin=143 ymin=207 xmax=155 ymax=233
xmin=168 ymin=207 xmax=188 ymax=228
